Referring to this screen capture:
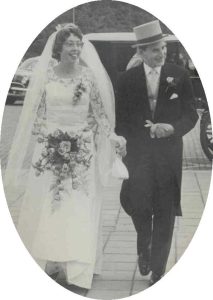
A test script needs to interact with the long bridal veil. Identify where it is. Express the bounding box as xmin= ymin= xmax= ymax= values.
xmin=4 ymin=24 xmax=116 ymax=201
xmin=3 ymin=31 xmax=57 ymax=198
xmin=81 ymin=37 xmax=116 ymax=185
